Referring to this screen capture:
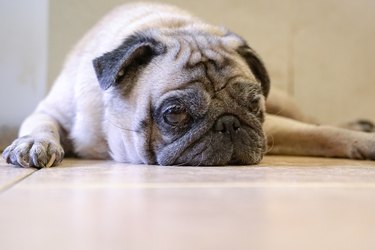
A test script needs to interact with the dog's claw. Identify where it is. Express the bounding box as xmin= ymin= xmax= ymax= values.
xmin=2 ymin=136 xmax=64 ymax=168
